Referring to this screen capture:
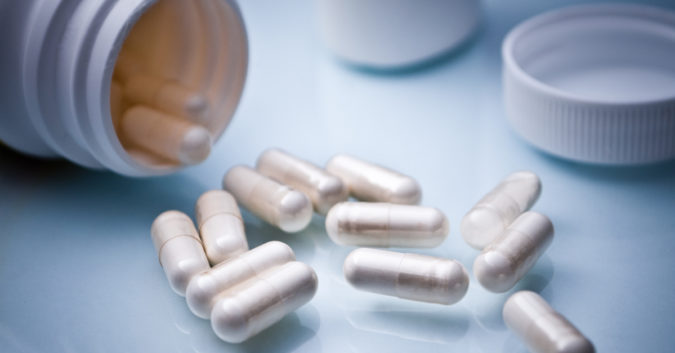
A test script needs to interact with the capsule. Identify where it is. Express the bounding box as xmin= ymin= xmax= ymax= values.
xmin=256 ymin=148 xmax=348 ymax=215
xmin=474 ymin=212 xmax=553 ymax=293
xmin=325 ymin=202 xmax=448 ymax=247
xmin=124 ymin=75 xmax=210 ymax=124
xmin=211 ymin=261 xmax=318 ymax=343
xmin=461 ymin=171 xmax=541 ymax=250
xmin=150 ymin=211 xmax=210 ymax=296
xmin=326 ymin=154 xmax=421 ymax=204
xmin=186 ymin=241 xmax=295 ymax=319
xmin=222 ymin=166 xmax=313 ymax=233
xmin=195 ymin=190 xmax=249 ymax=265
xmin=504 ymin=291 xmax=595 ymax=353
xmin=120 ymin=106 xmax=212 ymax=165
xmin=343 ymin=248 xmax=469 ymax=305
